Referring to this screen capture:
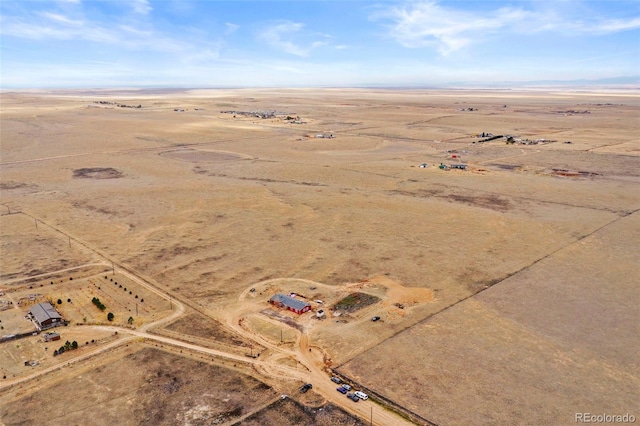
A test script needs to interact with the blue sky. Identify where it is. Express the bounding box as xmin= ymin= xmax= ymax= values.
xmin=1 ymin=0 xmax=639 ymax=88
